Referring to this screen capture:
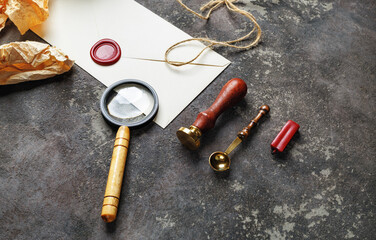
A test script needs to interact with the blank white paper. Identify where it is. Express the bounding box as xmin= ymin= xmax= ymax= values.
xmin=32 ymin=0 xmax=230 ymax=128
